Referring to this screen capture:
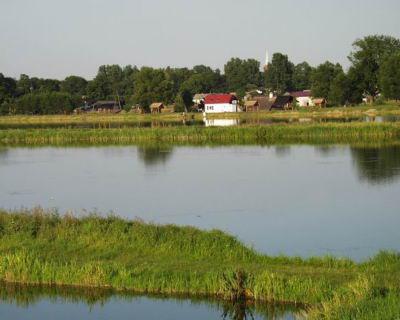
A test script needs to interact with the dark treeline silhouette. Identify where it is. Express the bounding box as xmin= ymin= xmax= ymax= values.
xmin=1 ymin=35 xmax=400 ymax=115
